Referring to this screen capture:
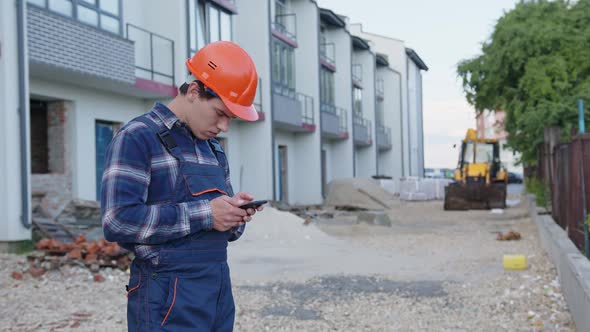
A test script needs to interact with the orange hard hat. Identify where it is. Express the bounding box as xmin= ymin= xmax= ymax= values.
xmin=186 ymin=41 xmax=259 ymax=121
